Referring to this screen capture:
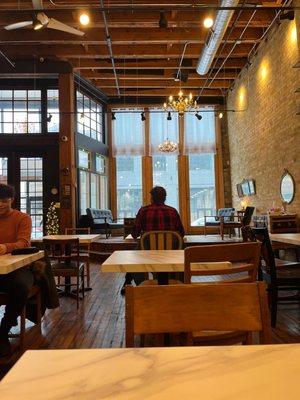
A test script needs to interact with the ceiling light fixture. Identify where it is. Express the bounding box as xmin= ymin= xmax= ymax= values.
xmin=159 ymin=12 xmax=168 ymax=29
xmin=279 ymin=10 xmax=294 ymax=21
xmin=163 ymin=91 xmax=197 ymax=116
xmin=141 ymin=112 xmax=146 ymax=121
xmin=79 ymin=12 xmax=90 ymax=26
xmin=158 ymin=139 xmax=178 ymax=153
xmin=167 ymin=111 xmax=172 ymax=121
xmin=46 ymin=114 xmax=52 ymax=122
xmin=203 ymin=17 xmax=214 ymax=29
xmin=111 ymin=112 xmax=116 ymax=121
xmin=195 ymin=112 xmax=202 ymax=121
